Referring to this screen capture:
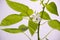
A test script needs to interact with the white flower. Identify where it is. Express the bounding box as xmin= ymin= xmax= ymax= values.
xmin=30 ymin=11 xmax=41 ymax=23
